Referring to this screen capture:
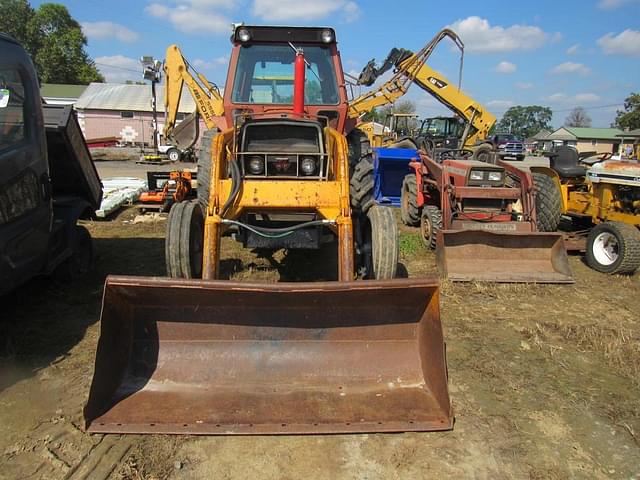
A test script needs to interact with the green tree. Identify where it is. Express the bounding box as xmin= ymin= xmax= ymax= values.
xmin=363 ymin=99 xmax=416 ymax=124
xmin=496 ymin=105 xmax=553 ymax=139
xmin=0 ymin=1 xmax=103 ymax=84
xmin=613 ymin=93 xmax=640 ymax=130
